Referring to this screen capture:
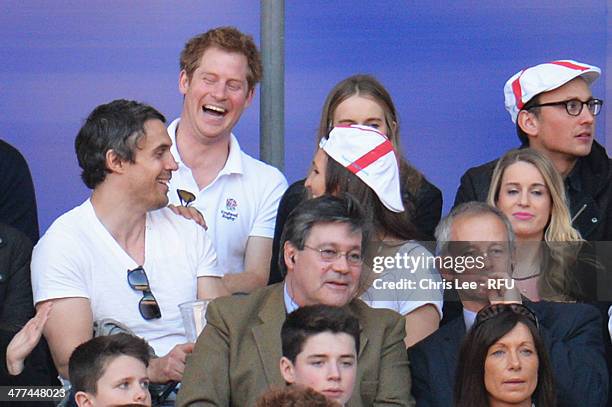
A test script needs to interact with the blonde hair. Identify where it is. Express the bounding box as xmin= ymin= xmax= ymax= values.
xmin=487 ymin=148 xmax=581 ymax=242
xmin=487 ymin=148 xmax=584 ymax=301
